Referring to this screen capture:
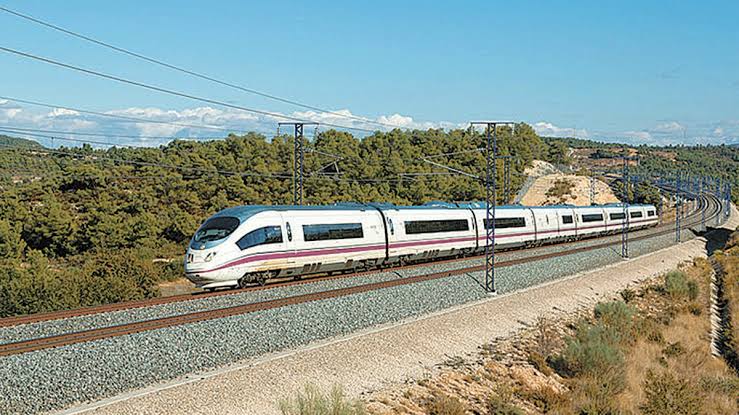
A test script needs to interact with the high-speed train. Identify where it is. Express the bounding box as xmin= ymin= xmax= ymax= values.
xmin=184 ymin=202 xmax=659 ymax=290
